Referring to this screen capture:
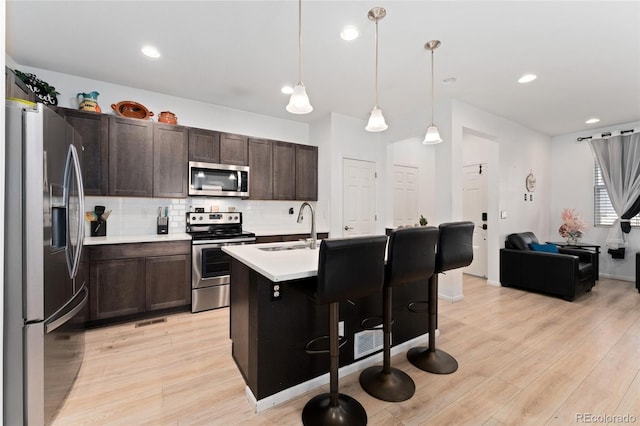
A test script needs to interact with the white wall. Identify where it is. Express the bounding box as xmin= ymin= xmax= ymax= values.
xmin=18 ymin=66 xmax=308 ymax=143
xmin=450 ymin=100 xmax=552 ymax=295
xmin=550 ymin=120 xmax=640 ymax=281
xmin=1 ymin=4 xmax=7 ymax=417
